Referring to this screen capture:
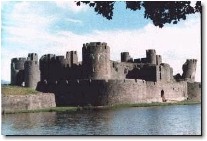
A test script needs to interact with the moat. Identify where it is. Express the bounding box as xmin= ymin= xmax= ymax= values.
xmin=2 ymin=104 xmax=201 ymax=135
